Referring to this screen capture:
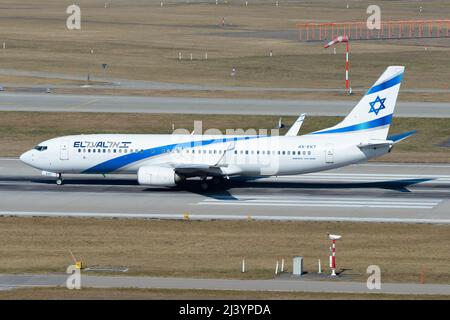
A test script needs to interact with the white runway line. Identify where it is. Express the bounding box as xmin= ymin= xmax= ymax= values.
xmin=1 ymin=211 xmax=449 ymax=224
xmin=199 ymin=202 xmax=436 ymax=209
xmin=271 ymin=173 xmax=450 ymax=184
xmin=199 ymin=203 xmax=436 ymax=209
xmin=356 ymin=163 xmax=450 ymax=168
xmin=198 ymin=196 xmax=441 ymax=210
